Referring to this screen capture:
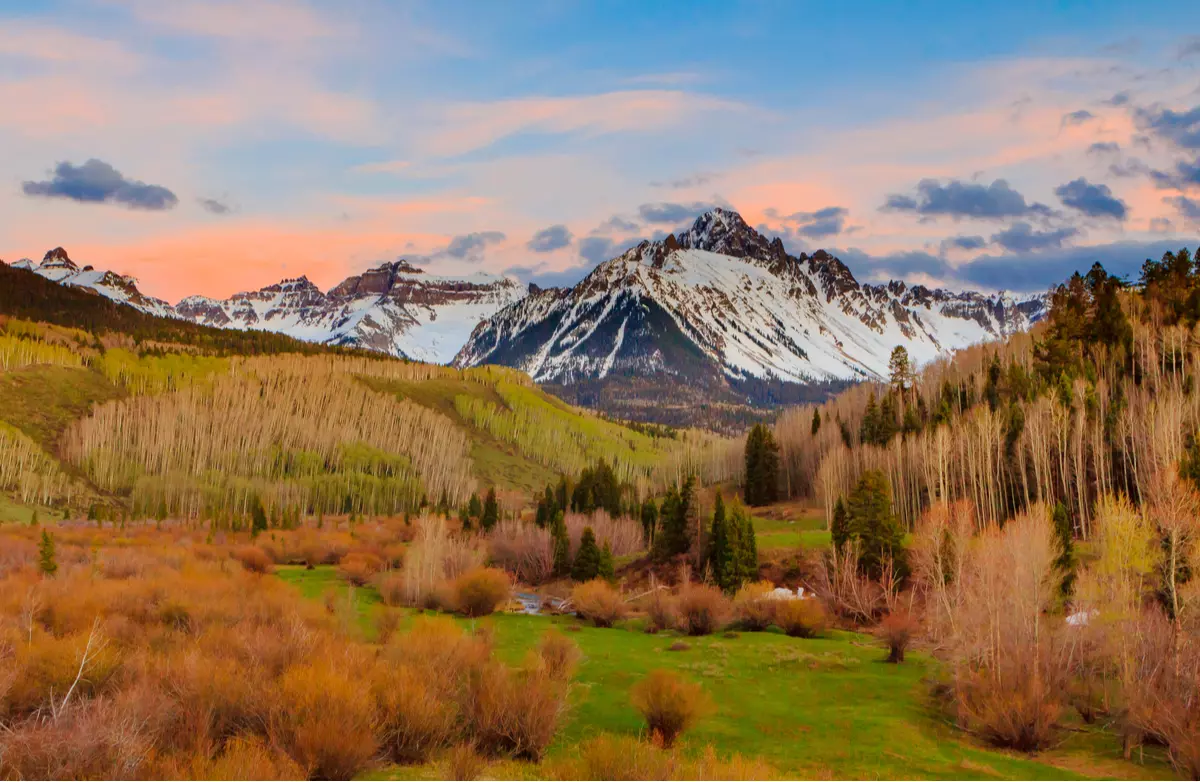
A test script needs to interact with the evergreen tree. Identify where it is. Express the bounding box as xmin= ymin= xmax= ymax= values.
xmin=481 ymin=487 xmax=499 ymax=531
xmin=877 ymin=393 xmax=898 ymax=444
xmin=551 ymin=512 xmax=571 ymax=577
xmin=467 ymin=492 xmax=483 ymax=521
xmin=729 ymin=501 xmax=758 ymax=590
xmin=1052 ymin=502 xmax=1077 ymax=600
xmin=859 ymin=392 xmax=880 ymax=446
xmin=555 ymin=477 xmax=570 ymax=514
xmin=38 ymin=530 xmax=57 ymax=577
xmin=846 ymin=470 xmax=907 ymax=580
xmin=251 ymin=498 xmax=268 ymax=539
xmin=811 ymin=408 xmax=822 ymax=436
xmin=598 ymin=541 xmax=615 ymax=581
xmin=743 ymin=424 xmax=780 ymax=506
xmin=830 ymin=497 xmax=850 ymax=553
xmin=984 ymin=354 xmax=1003 ymax=411
xmin=888 ymin=346 xmax=912 ymax=393
xmin=640 ymin=497 xmax=658 ymax=545
xmin=572 ymin=526 xmax=602 ymax=581
xmin=30 ymin=510 xmax=39 ymax=528
xmin=653 ymin=480 xmax=694 ymax=561
xmin=707 ymin=493 xmax=734 ymax=591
